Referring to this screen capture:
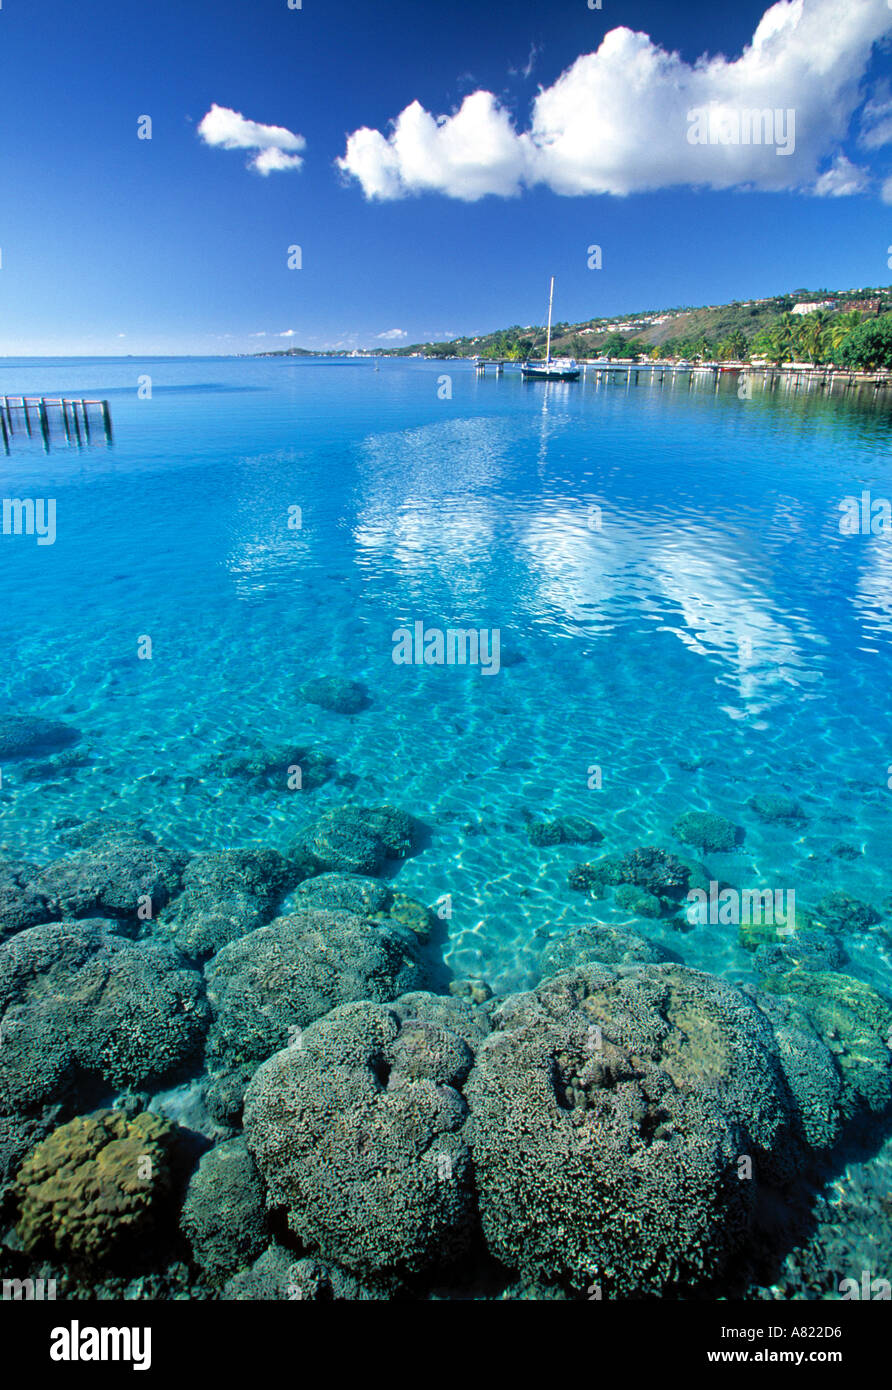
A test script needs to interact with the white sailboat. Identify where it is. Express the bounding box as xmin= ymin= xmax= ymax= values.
xmin=521 ymin=277 xmax=580 ymax=381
